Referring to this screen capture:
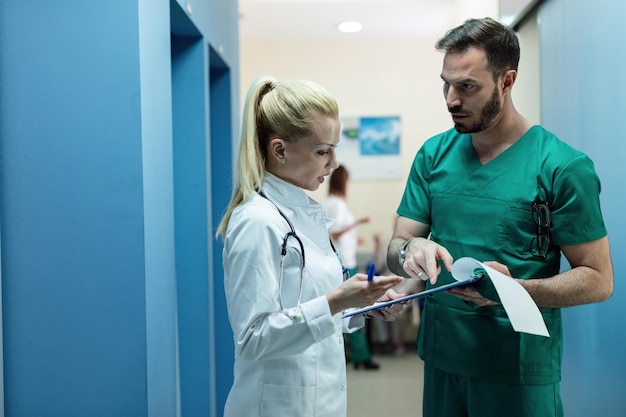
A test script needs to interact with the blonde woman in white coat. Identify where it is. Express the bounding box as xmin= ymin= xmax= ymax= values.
xmin=217 ymin=76 xmax=404 ymax=417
